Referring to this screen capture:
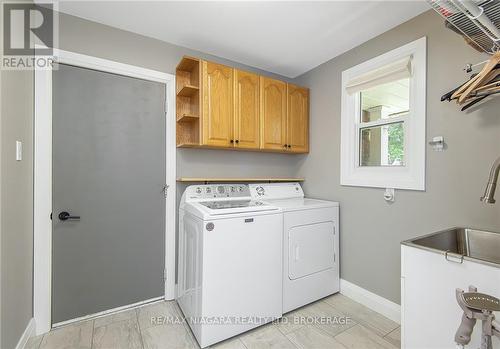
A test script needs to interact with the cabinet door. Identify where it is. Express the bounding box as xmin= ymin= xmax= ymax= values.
xmin=202 ymin=61 xmax=234 ymax=147
xmin=260 ymin=77 xmax=287 ymax=151
xmin=234 ymin=70 xmax=260 ymax=149
xmin=287 ymin=84 xmax=309 ymax=153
